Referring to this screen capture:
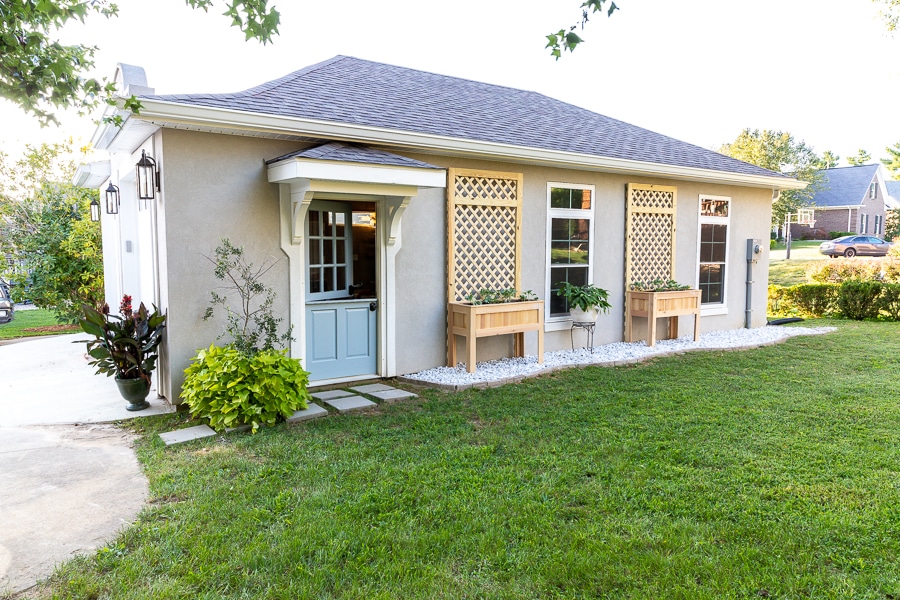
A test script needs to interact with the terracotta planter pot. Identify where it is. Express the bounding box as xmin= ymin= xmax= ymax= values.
xmin=115 ymin=376 xmax=151 ymax=411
